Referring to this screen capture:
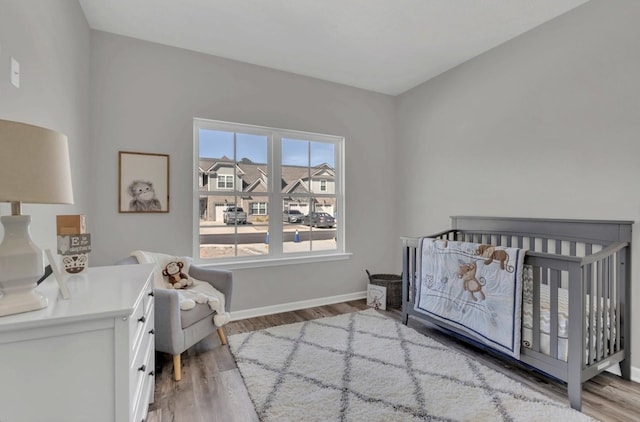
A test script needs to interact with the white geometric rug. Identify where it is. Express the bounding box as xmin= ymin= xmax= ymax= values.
xmin=228 ymin=309 xmax=596 ymax=422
